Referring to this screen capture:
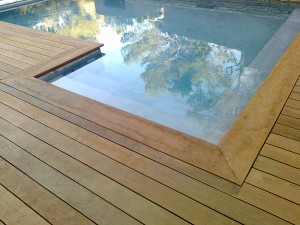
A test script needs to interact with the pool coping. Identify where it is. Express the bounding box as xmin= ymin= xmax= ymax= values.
xmin=2 ymin=21 xmax=300 ymax=185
